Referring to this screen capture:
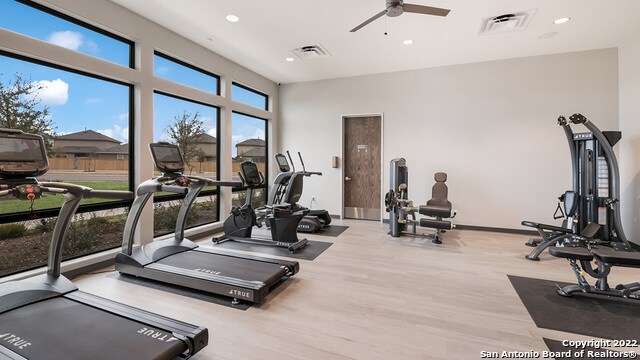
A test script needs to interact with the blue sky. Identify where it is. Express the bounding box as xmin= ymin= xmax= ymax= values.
xmin=0 ymin=0 xmax=267 ymax=156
